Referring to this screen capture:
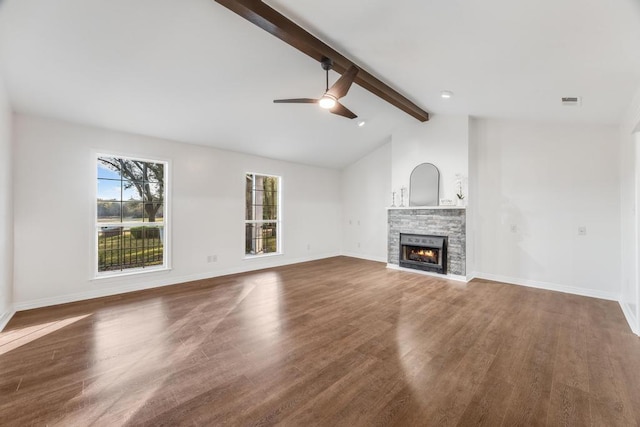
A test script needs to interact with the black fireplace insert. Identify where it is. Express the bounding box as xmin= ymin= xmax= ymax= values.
xmin=399 ymin=233 xmax=447 ymax=274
